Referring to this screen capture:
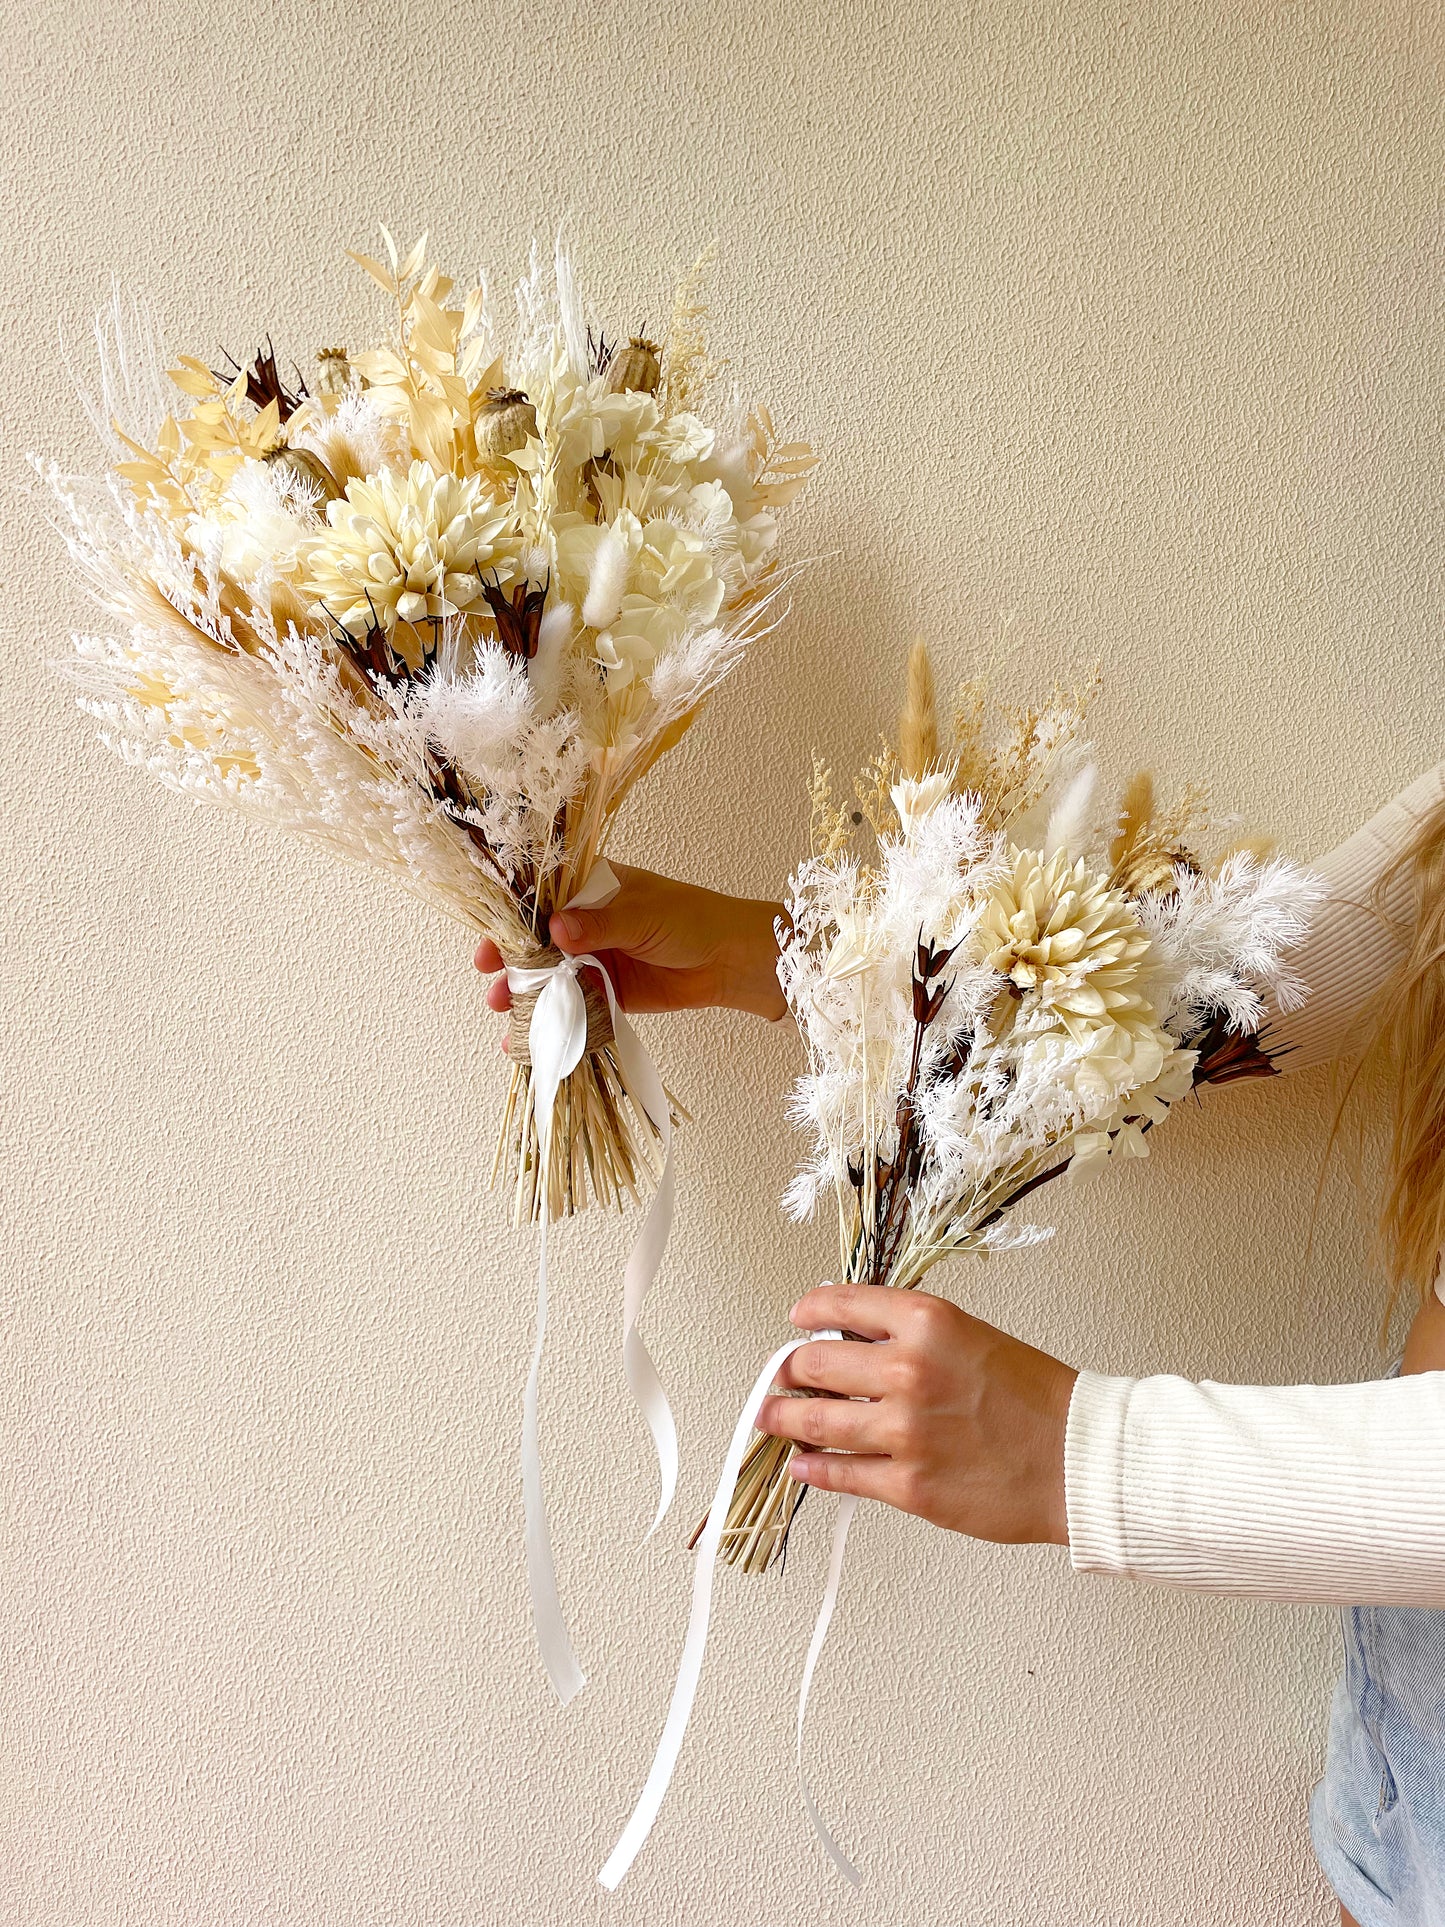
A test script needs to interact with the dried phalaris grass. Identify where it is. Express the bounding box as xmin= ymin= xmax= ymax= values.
xmin=897 ymin=639 xmax=938 ymax=779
